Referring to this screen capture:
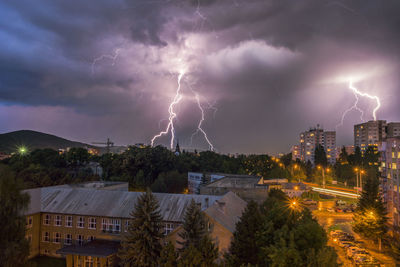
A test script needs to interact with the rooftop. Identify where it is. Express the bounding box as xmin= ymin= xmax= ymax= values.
xmin=24 ymin=187 xmax=222 ymax=222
